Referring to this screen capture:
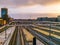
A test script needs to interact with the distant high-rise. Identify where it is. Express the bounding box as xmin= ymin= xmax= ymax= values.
xmin=1 ymin=8 xmax=8 ymax=20
xmin=57 ymin=15 xmax=60 ymax=22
